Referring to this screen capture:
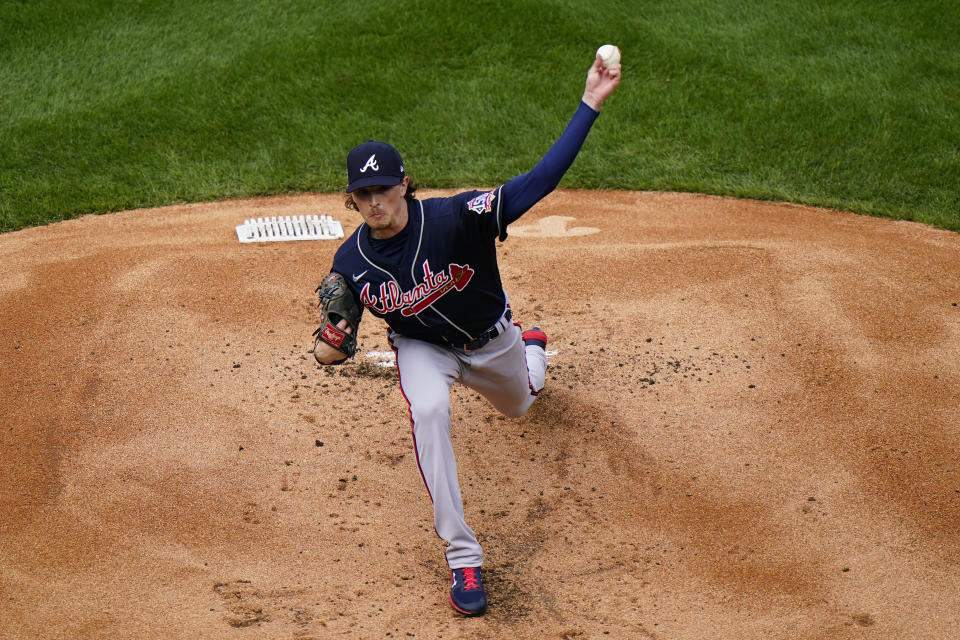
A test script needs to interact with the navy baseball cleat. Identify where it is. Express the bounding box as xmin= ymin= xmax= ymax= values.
xmin=522 ymin=327 xmax=547 ymax=350
xmin=449 ymin=567 xmax=487 ymax=616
